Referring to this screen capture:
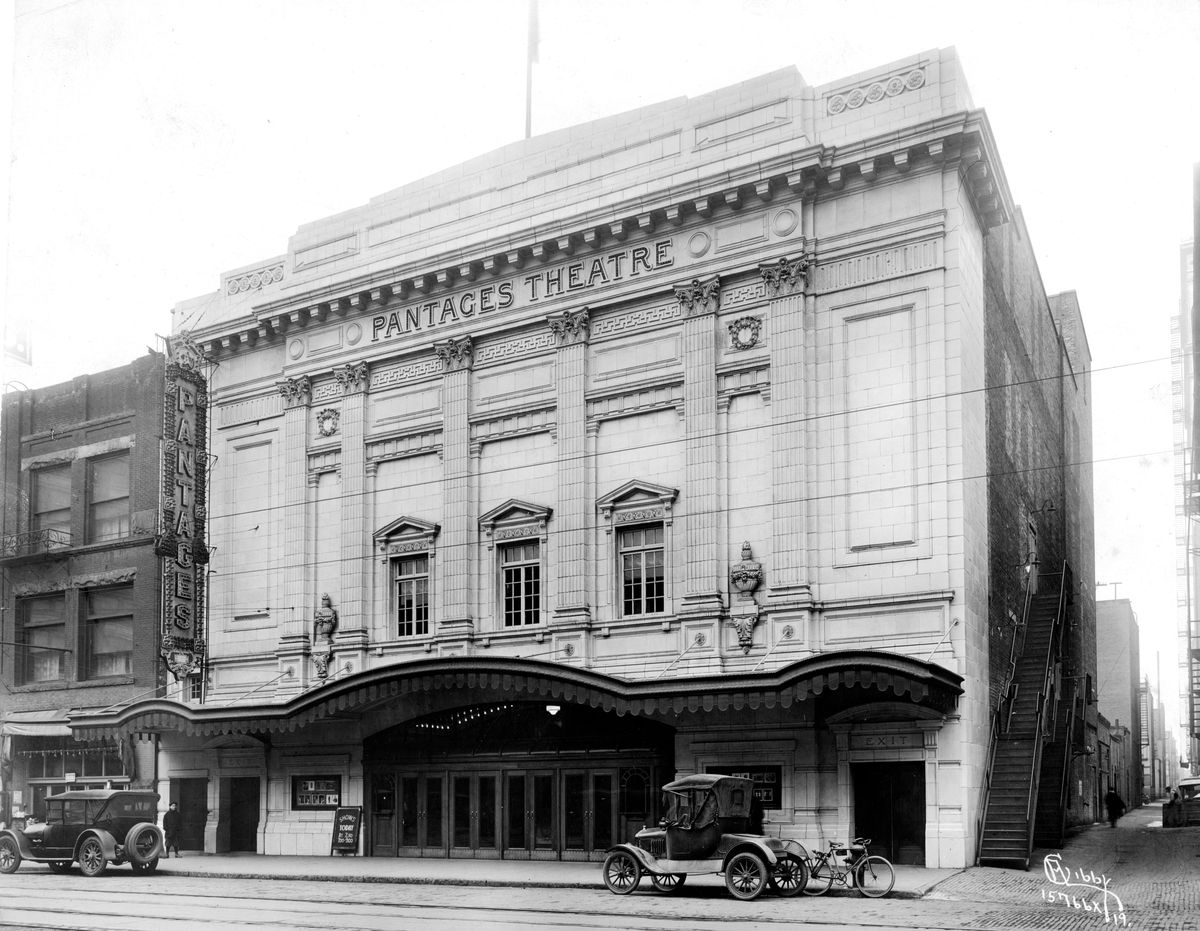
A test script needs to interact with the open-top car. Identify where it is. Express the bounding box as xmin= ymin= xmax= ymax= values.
xmin=0 ymin=789 xmax=164 ymax=877
xmin=601 ymin=774 xmax=809 ymax=901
